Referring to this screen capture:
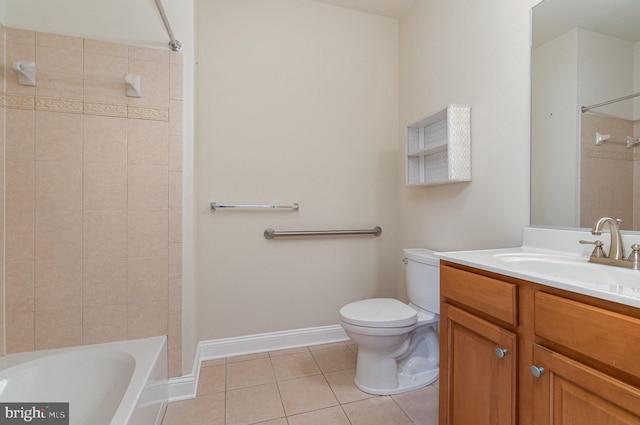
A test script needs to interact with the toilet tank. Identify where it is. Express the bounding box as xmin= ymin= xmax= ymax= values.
xmin=403 ymin=248 xmax=440 ymax=314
